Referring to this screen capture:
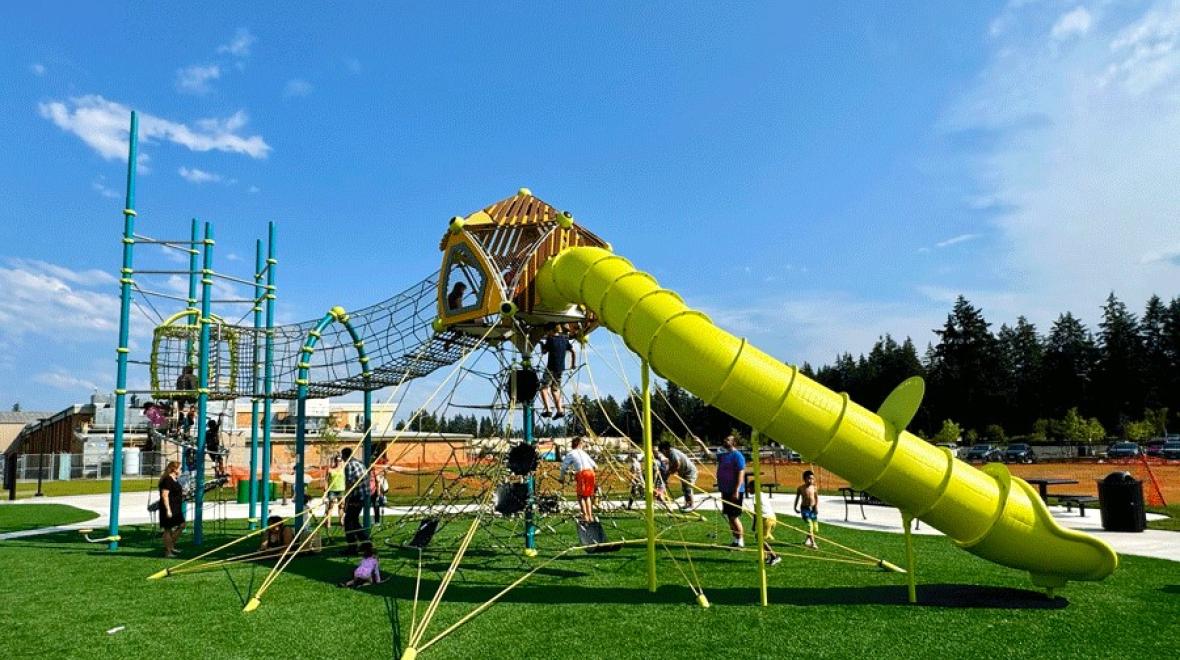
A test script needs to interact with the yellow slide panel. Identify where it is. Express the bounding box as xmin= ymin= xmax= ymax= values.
xmin=537 ymin=246 xmax=1116 ymax=588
